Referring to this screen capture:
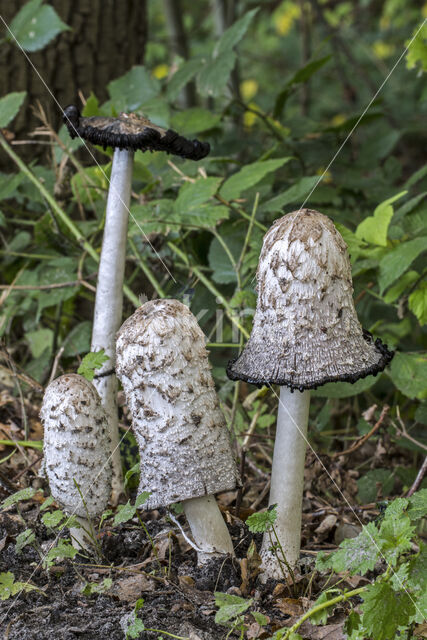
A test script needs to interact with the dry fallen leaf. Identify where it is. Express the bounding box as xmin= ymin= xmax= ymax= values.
xmin=112 ymin=574 xmax=155 ymax=602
